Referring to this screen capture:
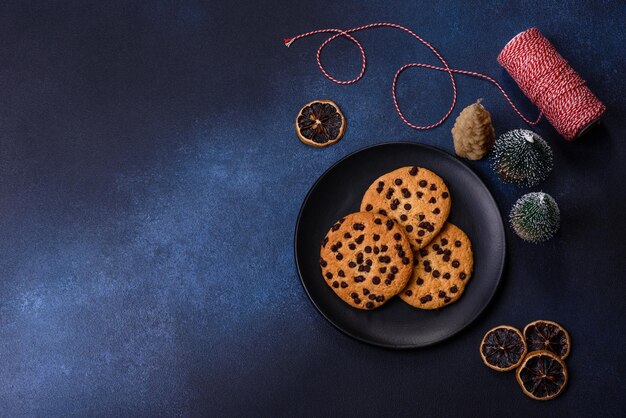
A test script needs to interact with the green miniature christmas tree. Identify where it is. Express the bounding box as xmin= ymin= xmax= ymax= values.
xmin=492 ymin=129 xmax=553 ymax=187
xmin=510 ymin=192 xmax=560 ymax=242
